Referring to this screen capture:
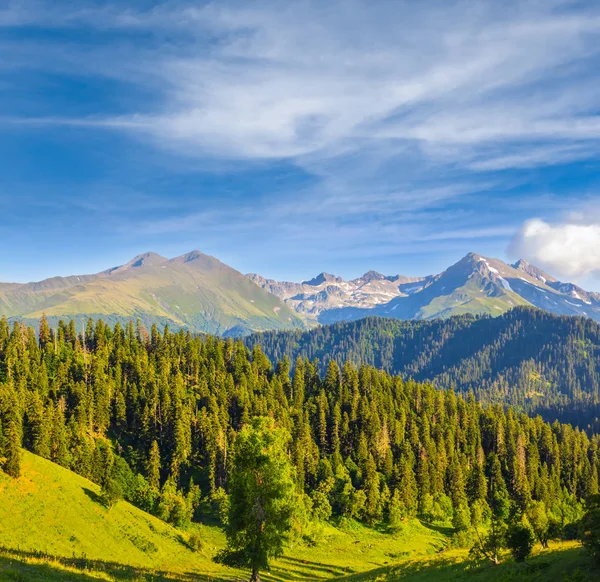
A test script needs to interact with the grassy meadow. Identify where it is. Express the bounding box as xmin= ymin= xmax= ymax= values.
xmin=0 ymin=450 xmax=598 ymax=582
